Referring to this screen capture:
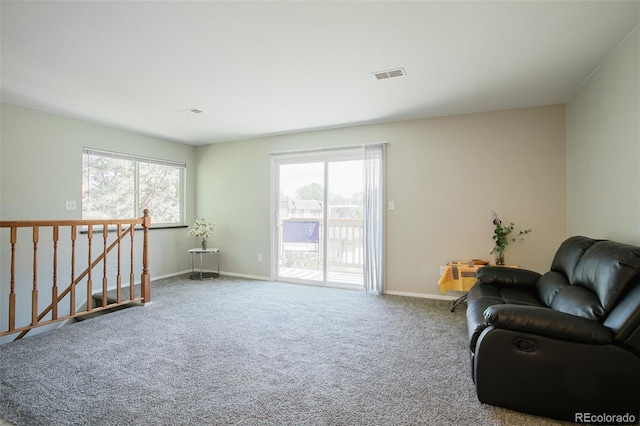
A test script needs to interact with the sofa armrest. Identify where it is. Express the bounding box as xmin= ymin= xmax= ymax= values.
xmin=484 ymin=304 xmax=613 ymax=344
xmin=476 ymin=266 xmax=541 ymax=287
